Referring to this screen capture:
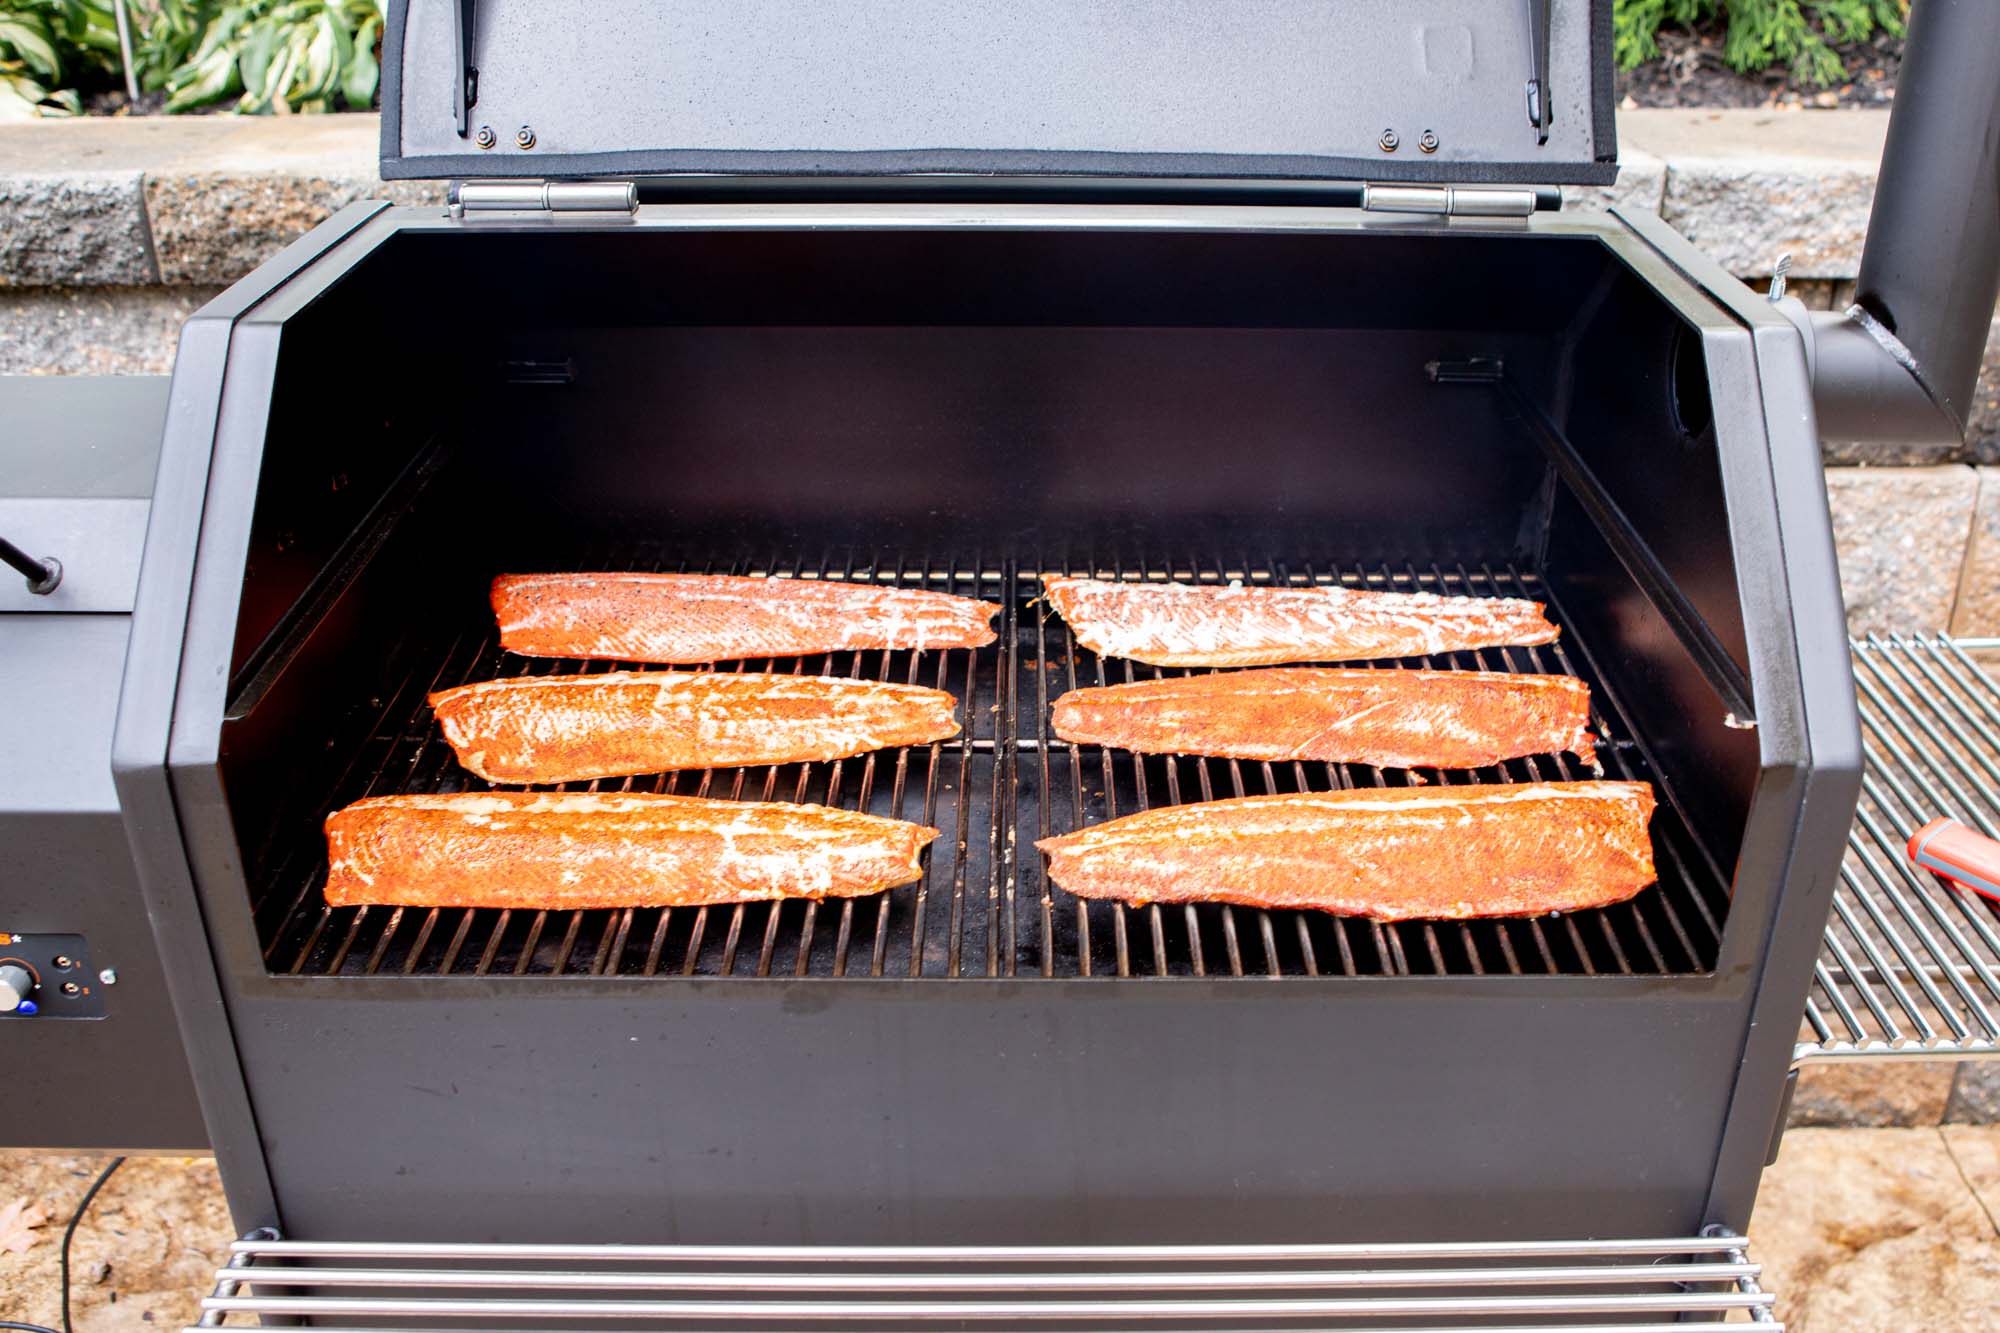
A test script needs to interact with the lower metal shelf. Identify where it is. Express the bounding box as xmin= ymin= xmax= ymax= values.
xmin=1795 ymin=635 xmax=2000 ymax=1065
xmin=190 ymin=1230 xmax=1778 ymax=1329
